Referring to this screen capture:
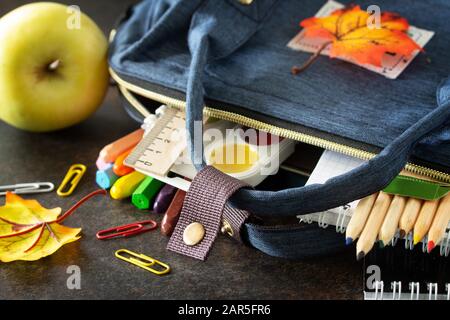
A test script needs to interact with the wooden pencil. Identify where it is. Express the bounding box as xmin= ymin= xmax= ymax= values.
xmin=413 ymin=199 xmax=440 ymax=245
xmin=399 ymin=197 xmax=423 ymax=238
xmin=356 ymin=192 xmax=392 ymax=260
xmin=345 ymin=193 xmax=378 ymax=245
xmin=427 ymin=193 xmax=450 ymax=252
xmin=379 ymin=195 xmax=406 ymax=247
